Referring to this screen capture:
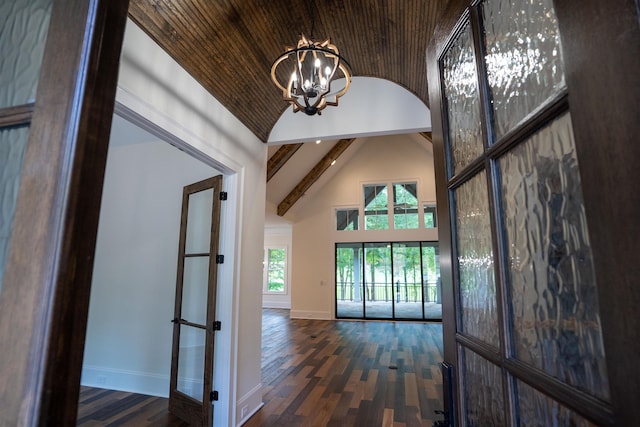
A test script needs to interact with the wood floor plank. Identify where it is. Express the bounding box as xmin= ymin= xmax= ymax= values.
xmin=78 ymin=309 xmax=443 ymax=426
